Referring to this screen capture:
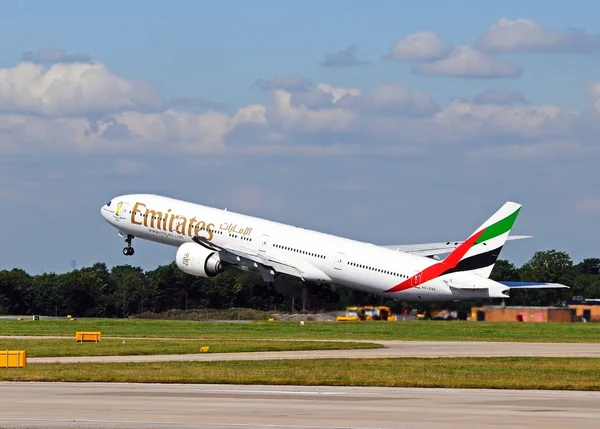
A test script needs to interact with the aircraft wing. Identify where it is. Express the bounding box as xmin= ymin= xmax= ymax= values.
xmin=382 ymin=235 xmax=533 ymax=257
xmin=192 ymin=236 xmax=330 ymax=283
xmin=499 ymin=281 xmax=570 ymax=289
